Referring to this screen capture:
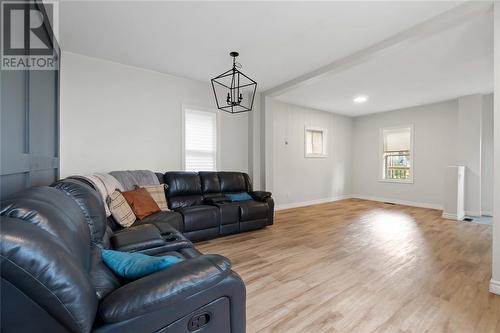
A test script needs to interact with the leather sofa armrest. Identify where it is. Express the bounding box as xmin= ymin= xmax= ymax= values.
xmin=136 ymin=232 xmax=194 ymax=255
xmin=249 ymin=191 xmax=272 ymax=201
xmin=110 ymin=224 xmax=165 ymax=252
xmin=99 ymin=254 xmax=231 ymax=323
